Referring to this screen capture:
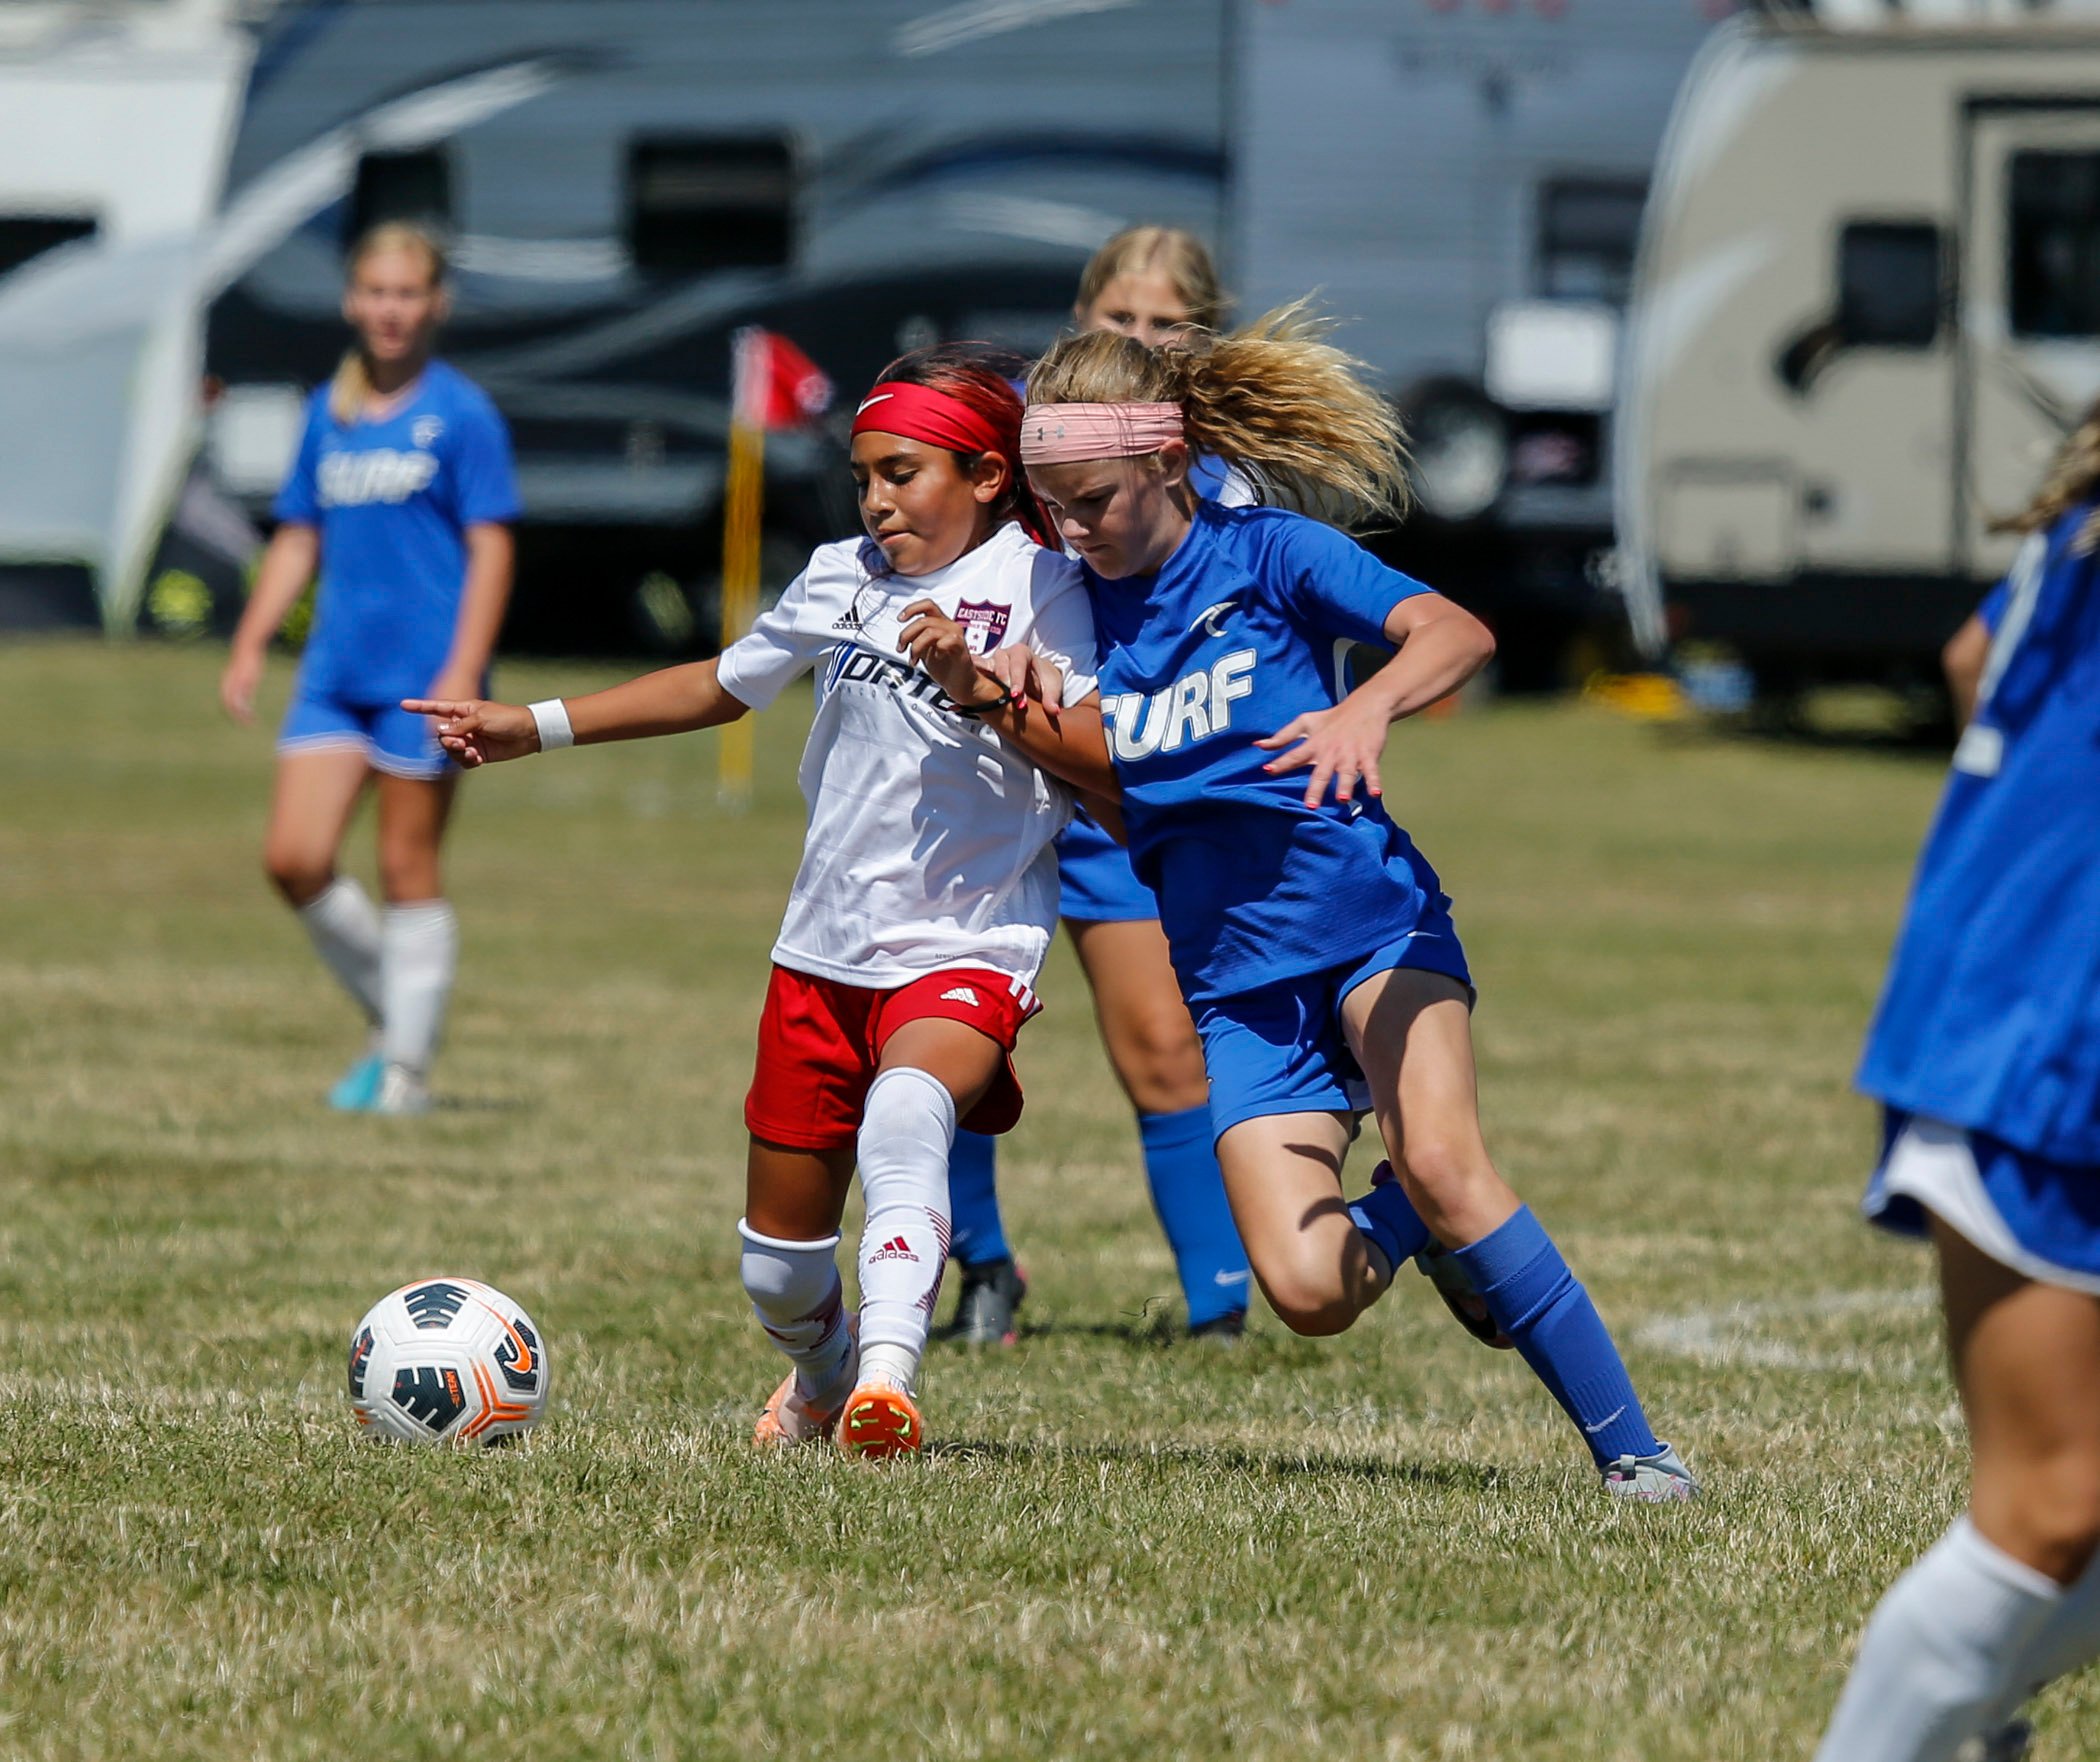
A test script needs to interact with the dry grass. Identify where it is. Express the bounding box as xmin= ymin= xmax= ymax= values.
xmin=0 ymin=640 xmax=2081 ymax=1759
